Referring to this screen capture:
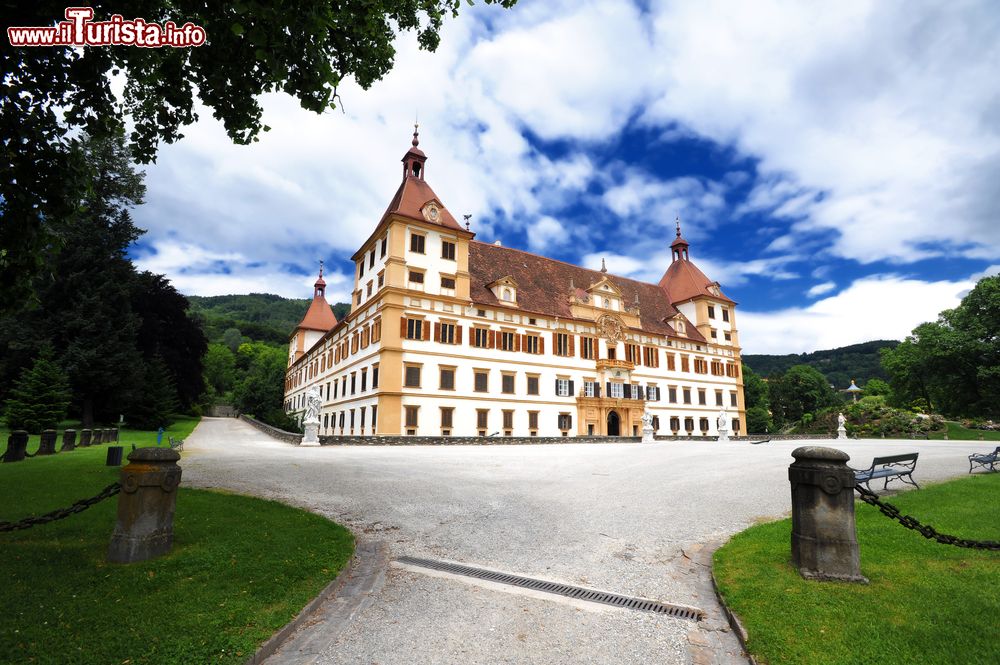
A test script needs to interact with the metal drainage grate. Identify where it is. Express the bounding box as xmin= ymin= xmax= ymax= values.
xmin=395 ymin=555 xmax=703 ymax=622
